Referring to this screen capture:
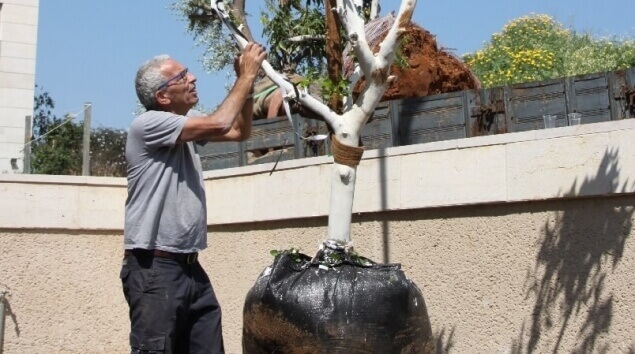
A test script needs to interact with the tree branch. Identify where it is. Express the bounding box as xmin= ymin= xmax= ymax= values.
xmin=231 ymin=0 xmax=254 ymax=41
xmin=360 ymin=1 xmax=414 ymax=117
xmin=335 ymin=0 xmax=374 ymax=76
xmin=287 ymin=35 xmax=325 ymax=42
